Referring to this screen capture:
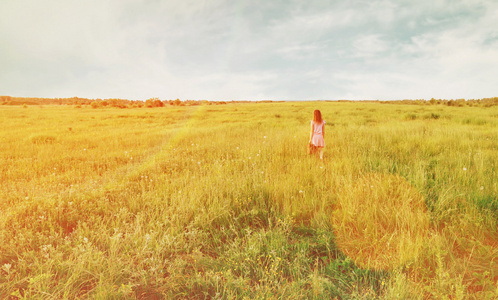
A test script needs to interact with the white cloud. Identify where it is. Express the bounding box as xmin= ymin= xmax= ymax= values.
xmin=0 ymin=0 xmax=497 ymax=100
xmin=274 ymin=43 xmax=325 ymax=61
xmin=352 ymin=34 xmax=390 ymax=58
